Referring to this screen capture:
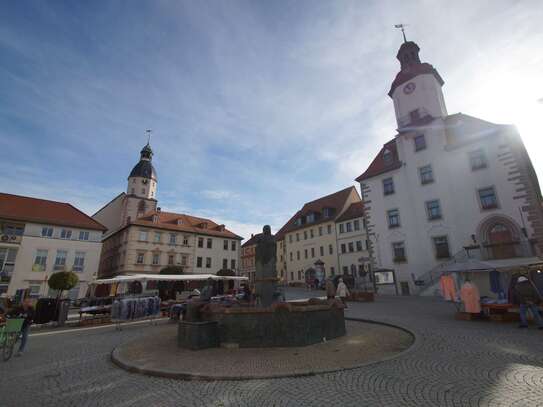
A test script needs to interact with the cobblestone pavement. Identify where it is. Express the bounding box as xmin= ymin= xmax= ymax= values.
xmin=1 ymin=290 xmax=543 ymax=407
